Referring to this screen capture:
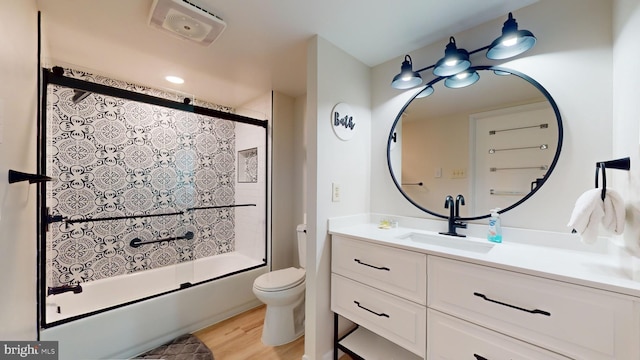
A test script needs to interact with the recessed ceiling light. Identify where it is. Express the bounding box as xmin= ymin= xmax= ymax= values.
xmin=165 ymin=75 xmax=184 ymax=84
